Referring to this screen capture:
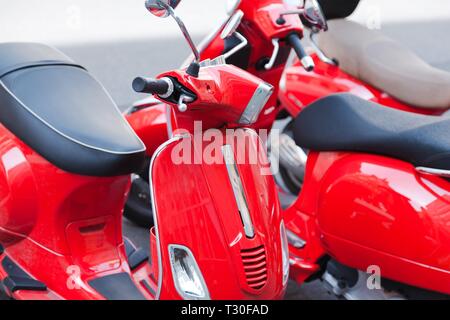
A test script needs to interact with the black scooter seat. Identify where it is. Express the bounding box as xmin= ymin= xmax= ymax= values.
xmin=0 ymin=43 xmax=145 ymax=176
xmin=294 ymin=93 xmax=450 ymax=170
